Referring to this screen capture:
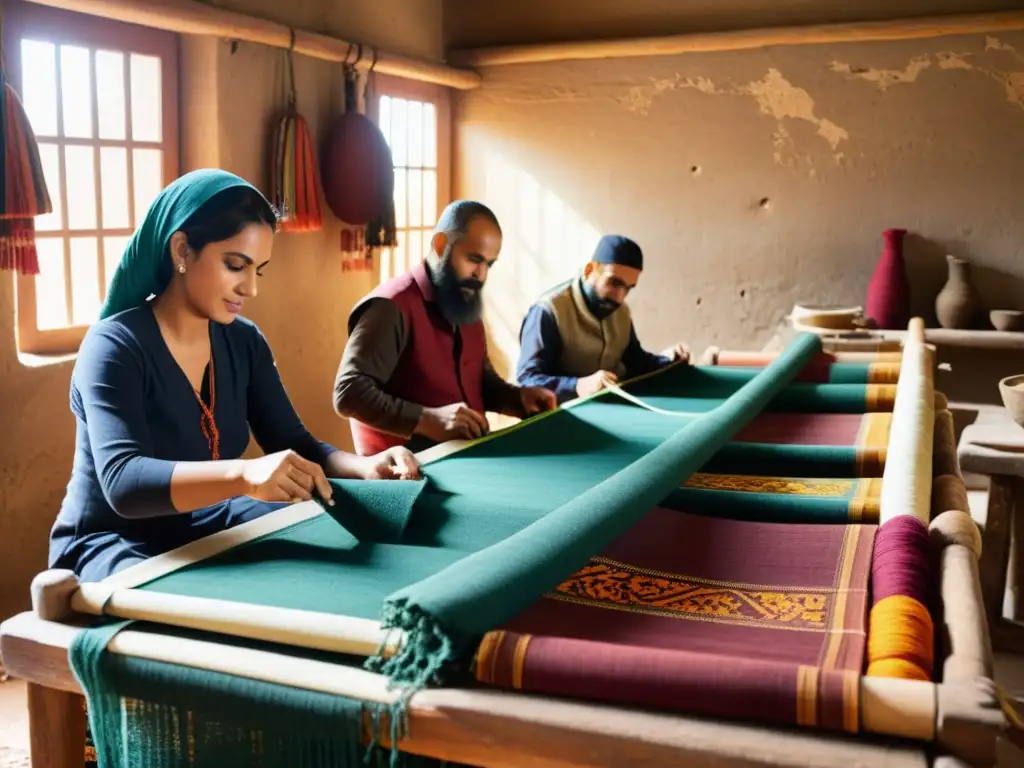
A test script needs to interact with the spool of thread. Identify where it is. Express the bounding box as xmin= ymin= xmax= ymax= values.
xmin=866 ymin=595 xmax=934 ymax=680
xmin=871 ymin=516 xmax=931 ymax=606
